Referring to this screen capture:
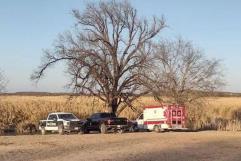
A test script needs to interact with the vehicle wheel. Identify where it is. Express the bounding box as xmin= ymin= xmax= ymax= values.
xmin=129 ymin=126 xmax=134 ymax=132
xmin=79 ymin=127 xmax=89 ymax=134
xmin=100 ymin=123 xmax=107 ymax=134
xmin=41 ymin=127 xmax=46 ymax=135
xmin=129 ymin=125 xmax=138 ymax=132
xmin=117 ymin=129 xmax=124 ymax=134
xmin=58 ymin=124 xmax=64 ymax=135
xmin=130 ymin=125 xmax=139 ymax=132
xmin=153 ymin=125 xmax=160 ymax=133
xmin=79 ymin=130 xmax=84 ymax=135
